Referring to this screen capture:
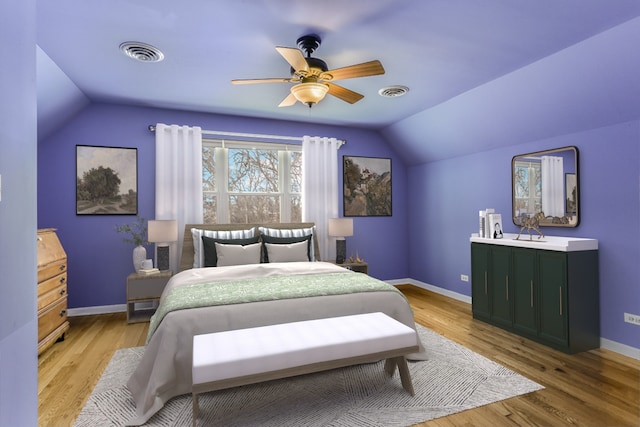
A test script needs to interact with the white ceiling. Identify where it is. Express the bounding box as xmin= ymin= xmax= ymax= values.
xmin=36 ymin=0 xmax=640 ymax=160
